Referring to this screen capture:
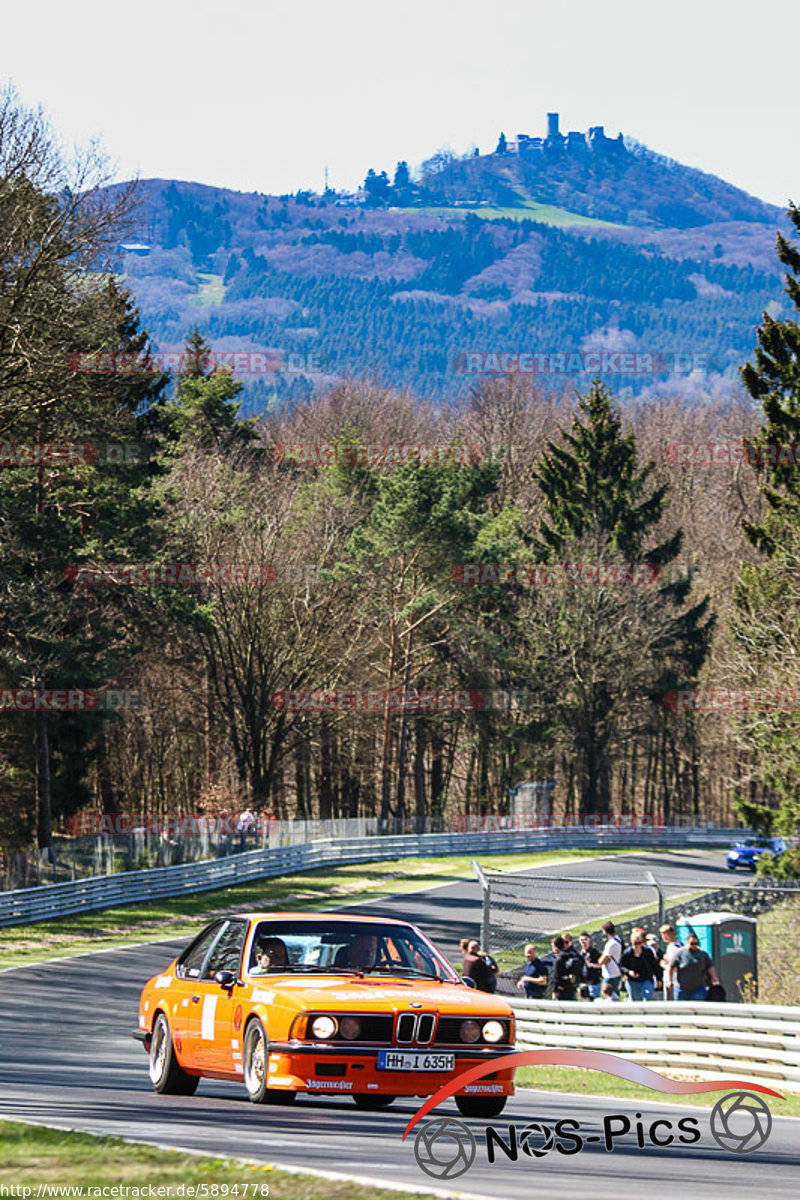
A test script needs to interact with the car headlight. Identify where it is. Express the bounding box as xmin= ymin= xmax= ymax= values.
xmin=339 ymin=1016 xmax=361 ymax=1040
xmin=459 ymin=1019 xmax=482 ymax=1043
xmin=729 ymin=852 xmax=738 ymax=858
xmin=310 ymin=1015 xmax=338 ymax=1040
xmin=482 ymin=1020 xmax=505 ymax=1044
